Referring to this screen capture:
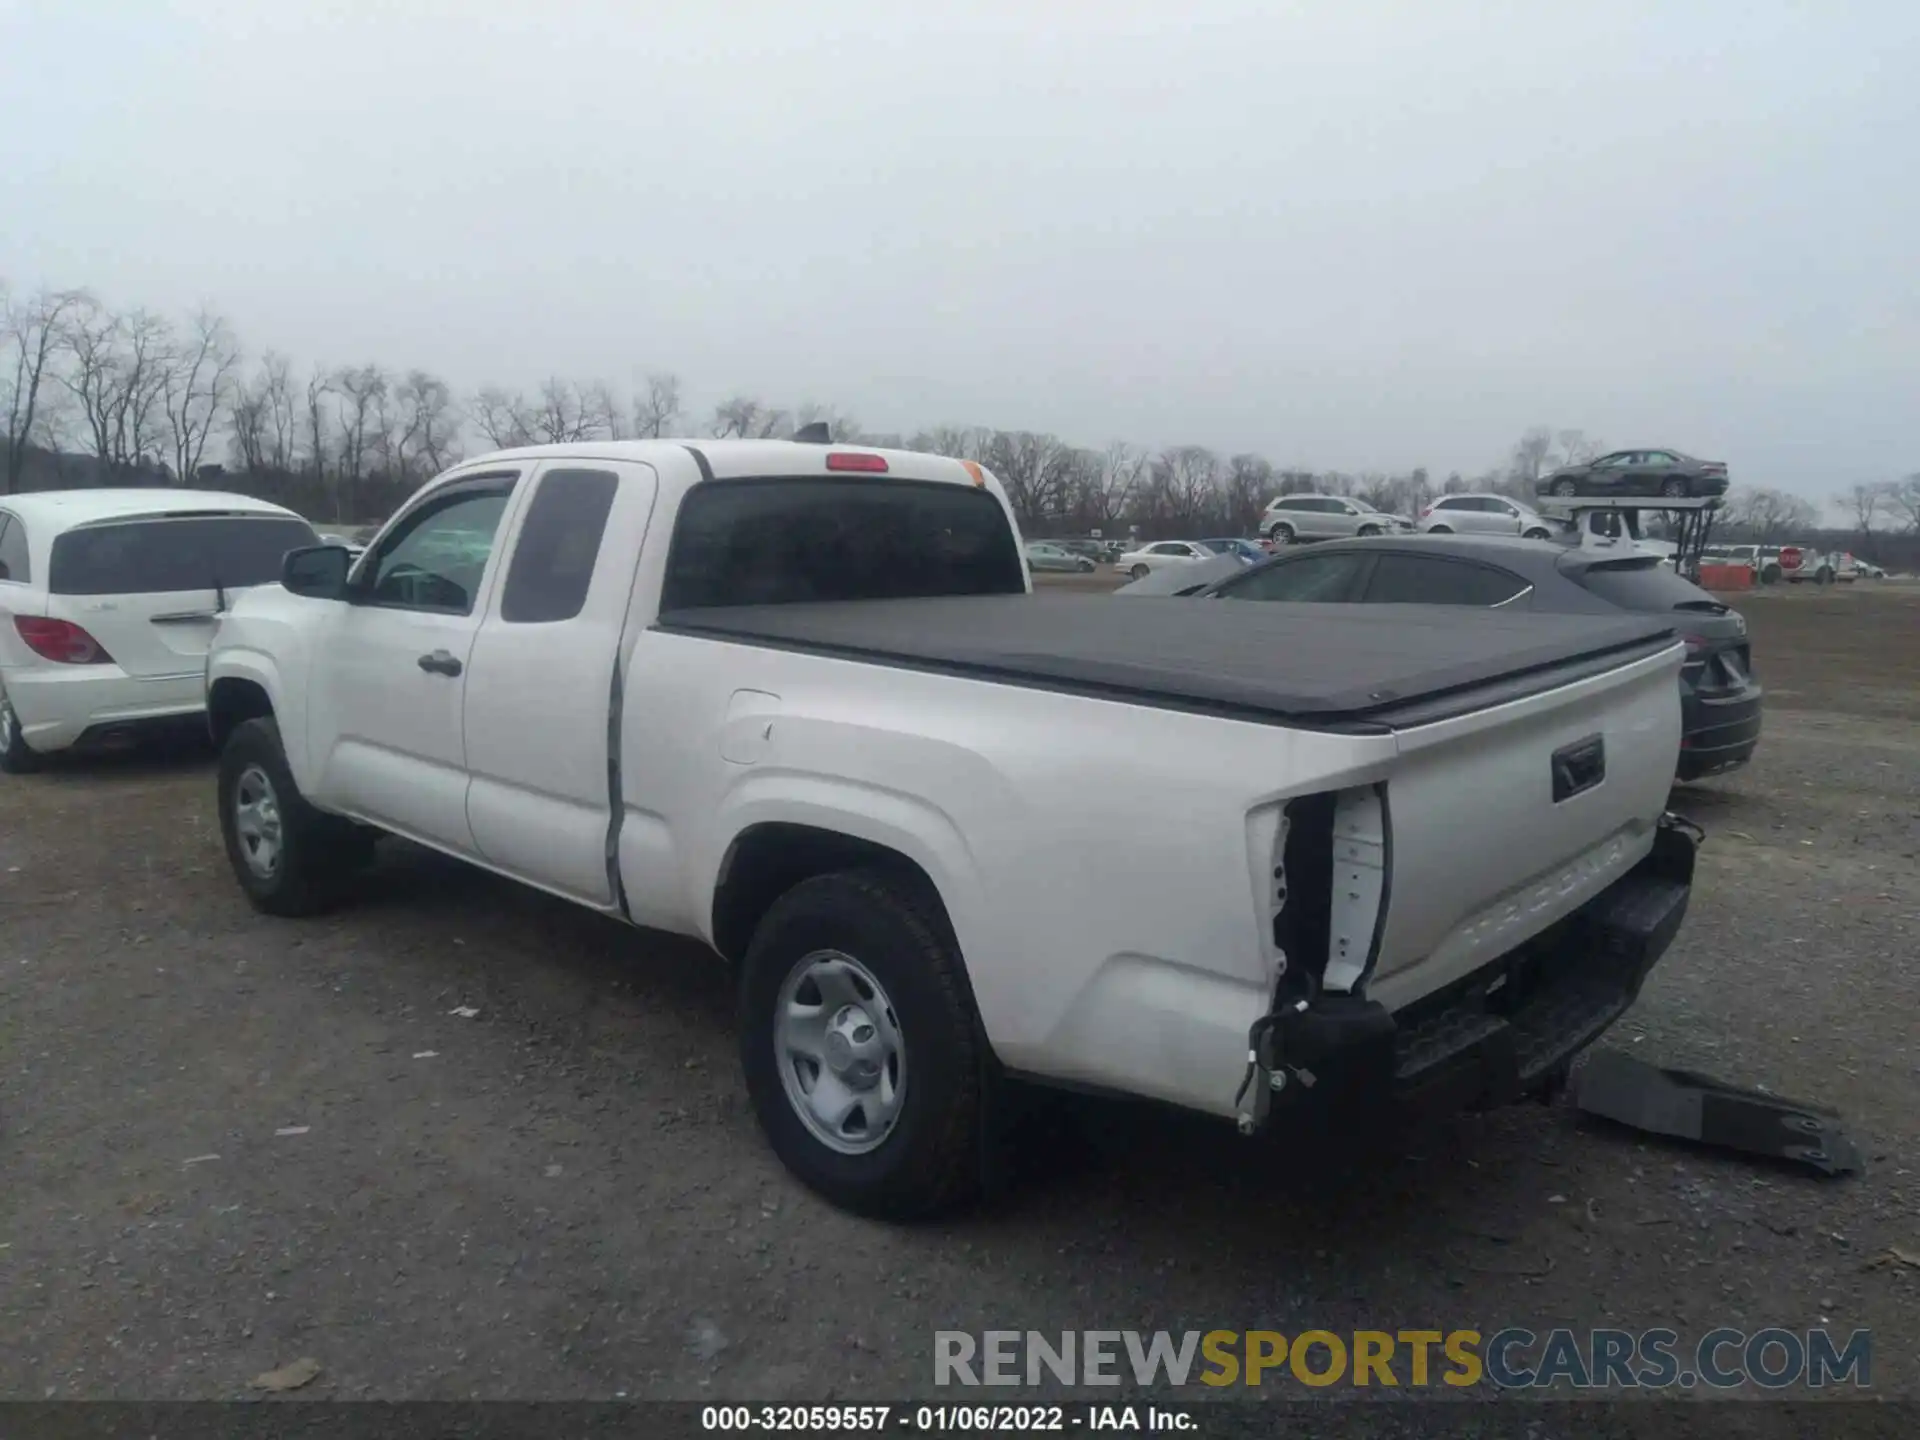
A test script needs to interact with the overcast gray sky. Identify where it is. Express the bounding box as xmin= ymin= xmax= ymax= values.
xmin=2 ymin=0 xmax=1914 ymax=504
